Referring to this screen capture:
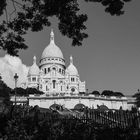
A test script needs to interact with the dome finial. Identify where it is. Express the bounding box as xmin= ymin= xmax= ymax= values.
xmin=33 ymin=56 xmax=36 ymax=64
xmin=70 ymin=55 xmax=73 ymax=64
xmin=50 ymin=29 xmax=54 ymax=43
